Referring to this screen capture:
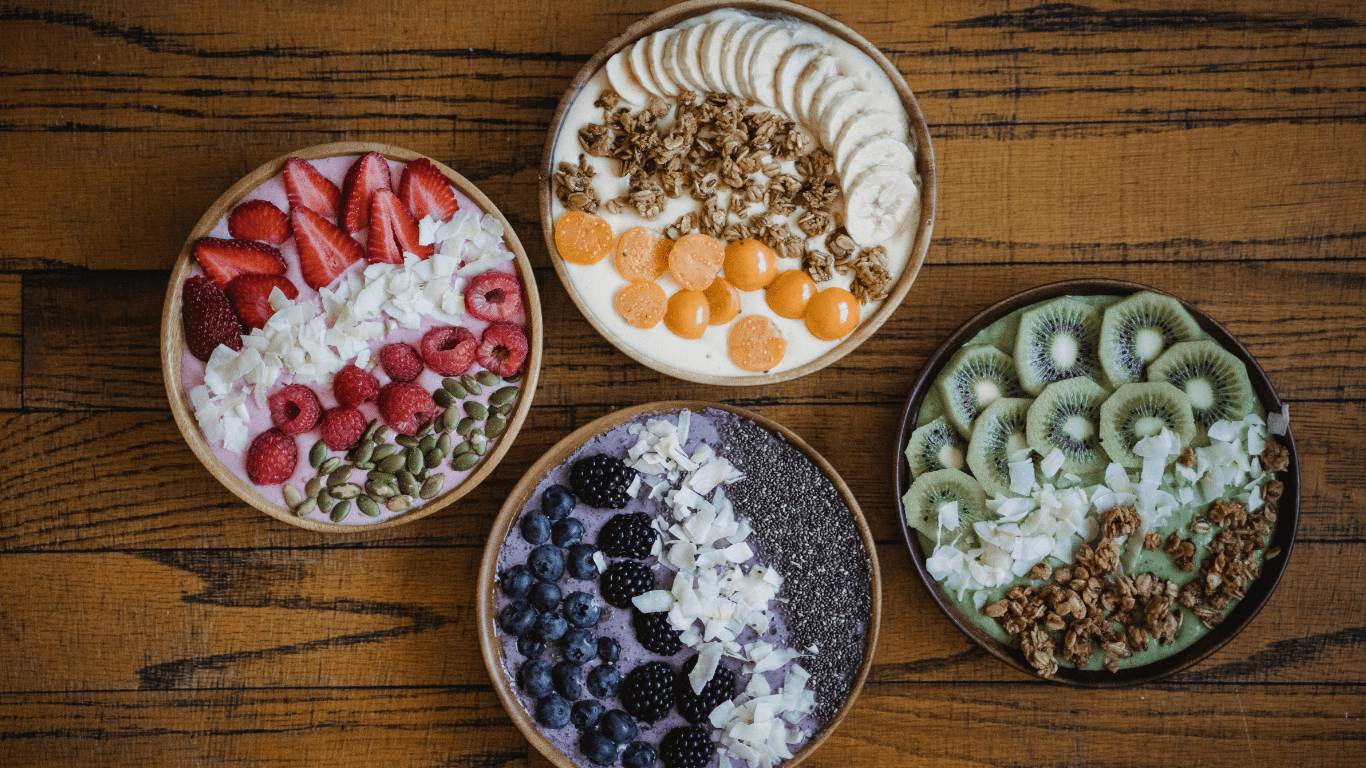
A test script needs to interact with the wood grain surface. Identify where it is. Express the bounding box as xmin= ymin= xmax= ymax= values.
xmin=1 ymin=0 xmax=1363 ymax=766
